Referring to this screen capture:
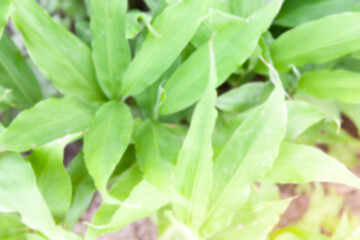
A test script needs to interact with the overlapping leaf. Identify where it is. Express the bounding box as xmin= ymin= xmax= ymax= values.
xmin=216 ymin=82 xmax=273 ymax=113
xmin=12 ymin=0 xmax=105 ymax=102
xmin=84 ymin=101 xmax=133 ymax=203
xmin=275 ymin=0 xmax=359 ymax=27
xmin=0 ymin=153 xmax=64 ymax=239
xmin=298 ymin=70 xmax=360 ymax=104
xmin=173 ymin=41 xmax=218 ymax=230
xmin=0 ymin=0 xmax=11 ymax=37
xmin=26 ymin=134 xmax=81 ymax=222
xmin=262 ymin=142 xmax=360 ymax=189
xmin=134 ymin=120 xmax=185 ymax=194
xmin=64 ymin=152 xmax=95 ymax=230
xmin=91 ymin=0 xmax=130 ymax=99
xmin=0 ymin=33 xmax=42 ymax=108
xmin=271 ymin=12 xmax=360 ymax=71
xmin=201 ymin=64 xmax=287 ymax=237
xmin=160 ymin=0 xmax=283 ymax=115
xmin=121 ymin=0 xmax=212 ymax=96
xmin=286 ymin=100 xmax=325 ymax=140
xmin=0 ymin=97 xmax=94 ymax=152
xmin=86 ymin=167 xmax=169 ymax=240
